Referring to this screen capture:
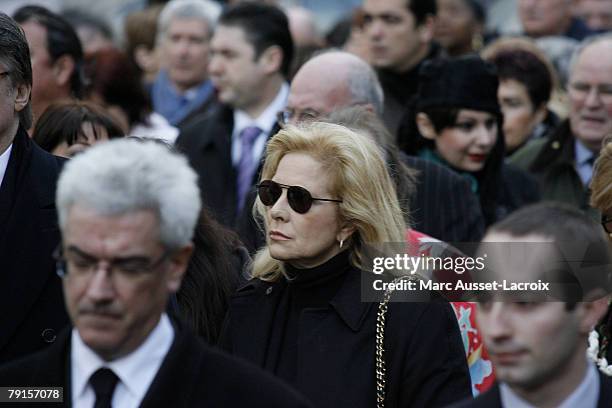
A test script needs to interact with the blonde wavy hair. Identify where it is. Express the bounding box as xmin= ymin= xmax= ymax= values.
xmin=591 ymin=135 xmax=612 ymax=212
xmin=252 ymin=122 xmax=406 ymax=282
